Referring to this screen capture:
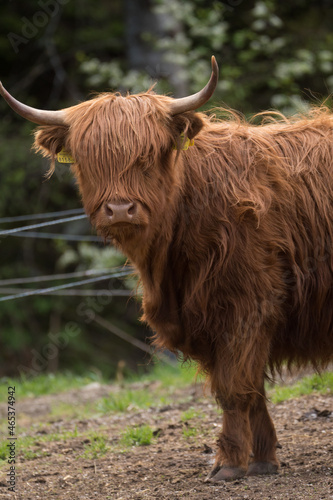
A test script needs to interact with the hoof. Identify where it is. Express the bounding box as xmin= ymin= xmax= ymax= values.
xmin=247 ymin=461 xmax=279 ymax=476
xmin=204 ymin=465 xmax=221 ymax=482
xmin=205 ymin=465 xmax=247 ymax=482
